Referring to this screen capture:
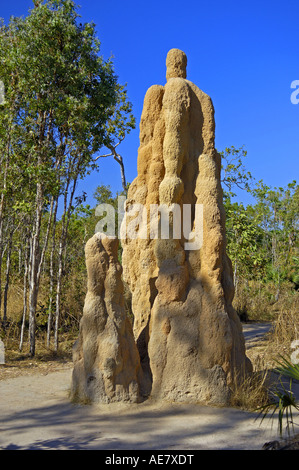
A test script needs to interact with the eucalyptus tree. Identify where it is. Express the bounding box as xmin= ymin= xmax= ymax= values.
xmin=220 ymin=145 xmax=253 ymax=195
xmin=94 ymin=84 xmax=136 ymax=195
xmin=252 ymin=180 xmax=299 ymax=300
xmin=0 ymin=16 xmax=33 ymax=322
xmin=224 ymin=196 xmax=267 ymax=294
xmin=0 ymin=0 xmax=130 ymax=355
